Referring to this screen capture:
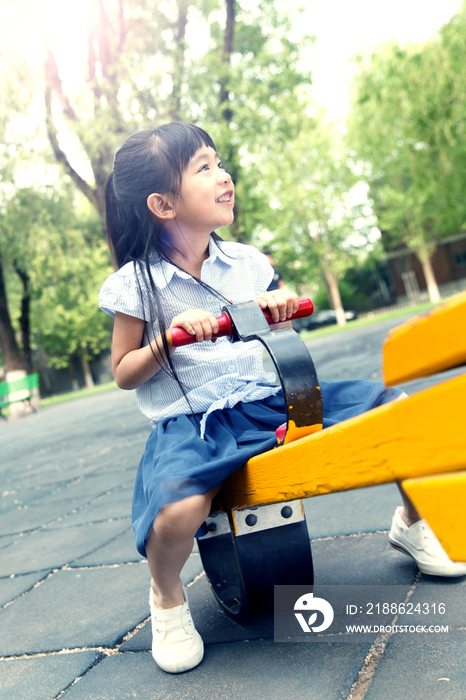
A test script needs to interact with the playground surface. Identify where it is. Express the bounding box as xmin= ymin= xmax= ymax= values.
xmin=1 ymin=312 xmax=465 ymax=700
